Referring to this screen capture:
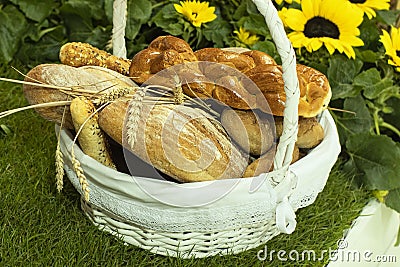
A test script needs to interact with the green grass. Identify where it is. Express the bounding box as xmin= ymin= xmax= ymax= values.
xmin=0 ymin=62 xmax=370 ymax=266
